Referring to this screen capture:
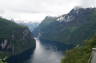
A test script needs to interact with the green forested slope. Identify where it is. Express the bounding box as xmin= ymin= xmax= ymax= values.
xmin=61 ymin=35 xmax=96 ymax=63
xmin=34 ymin=8 xmax=96 ymax=45
xmin=0 ymin=17 xmax=36 ymax=62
